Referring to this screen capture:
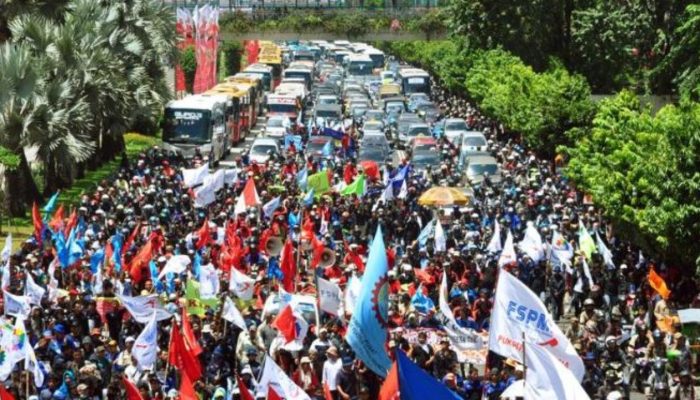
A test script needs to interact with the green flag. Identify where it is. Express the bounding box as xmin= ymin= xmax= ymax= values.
xmin=578 ymin=225 xmax=597 ymax=260
xmin=341 ymin=174 xmax=365 ymax=197
xmin=308 ymin=170 xmax=331 ymax=195
xmin=185 ymin=279 xmax=219 ymax=317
